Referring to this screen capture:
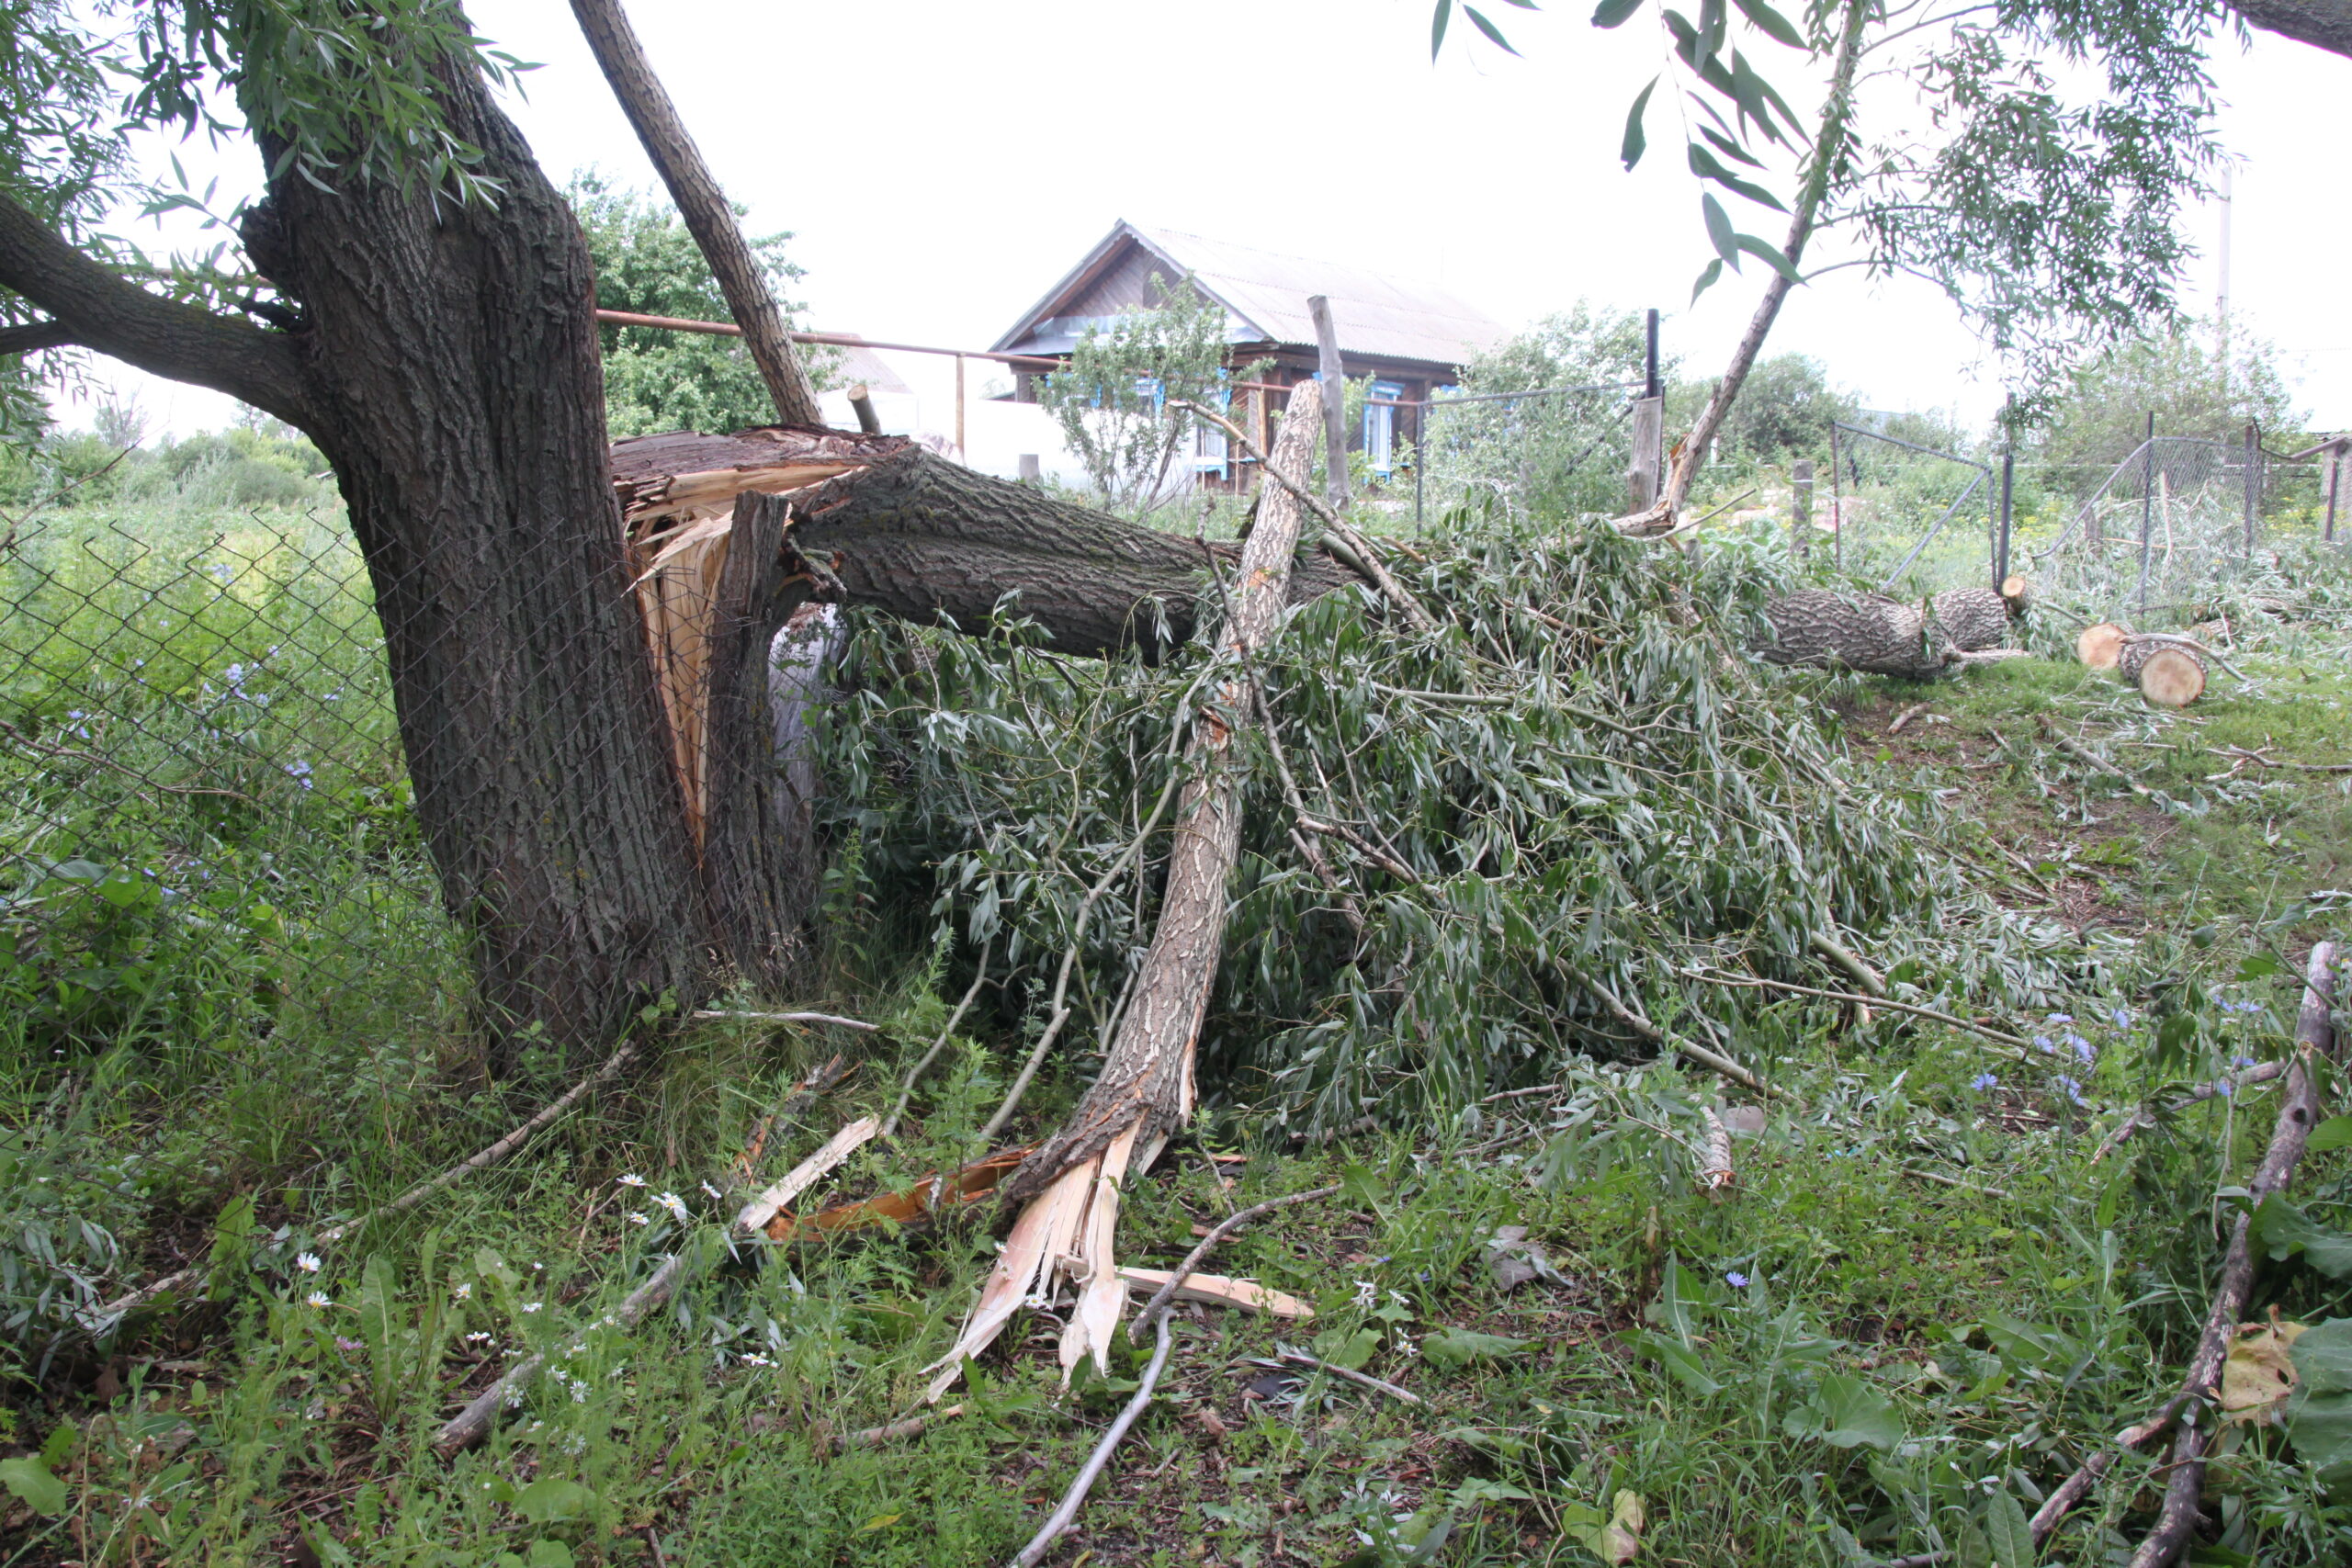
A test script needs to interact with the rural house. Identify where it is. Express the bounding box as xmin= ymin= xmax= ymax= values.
xmin=991 ymin=220 xmax=1507 ymax=491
